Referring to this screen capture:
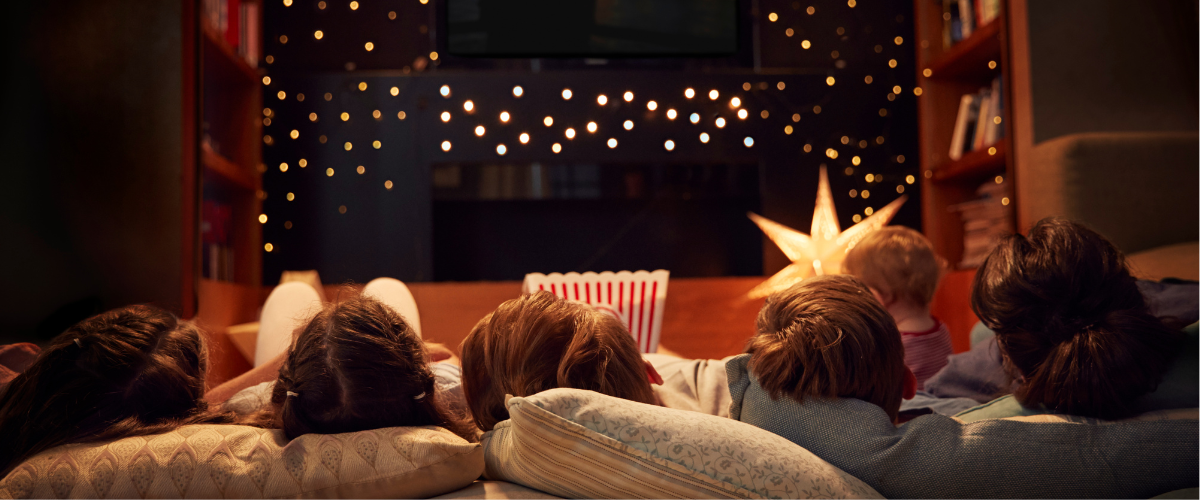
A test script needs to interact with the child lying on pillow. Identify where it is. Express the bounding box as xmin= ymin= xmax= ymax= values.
xmin=460 ymin=291 xmax=663 ymax=431
xmin=727 ymin=274 xmax=1198 ymax=498
xmin=0 ymin=306 xmax=240 ymax=477
xmin=209 ymin=280 xmax=475 ymax=442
